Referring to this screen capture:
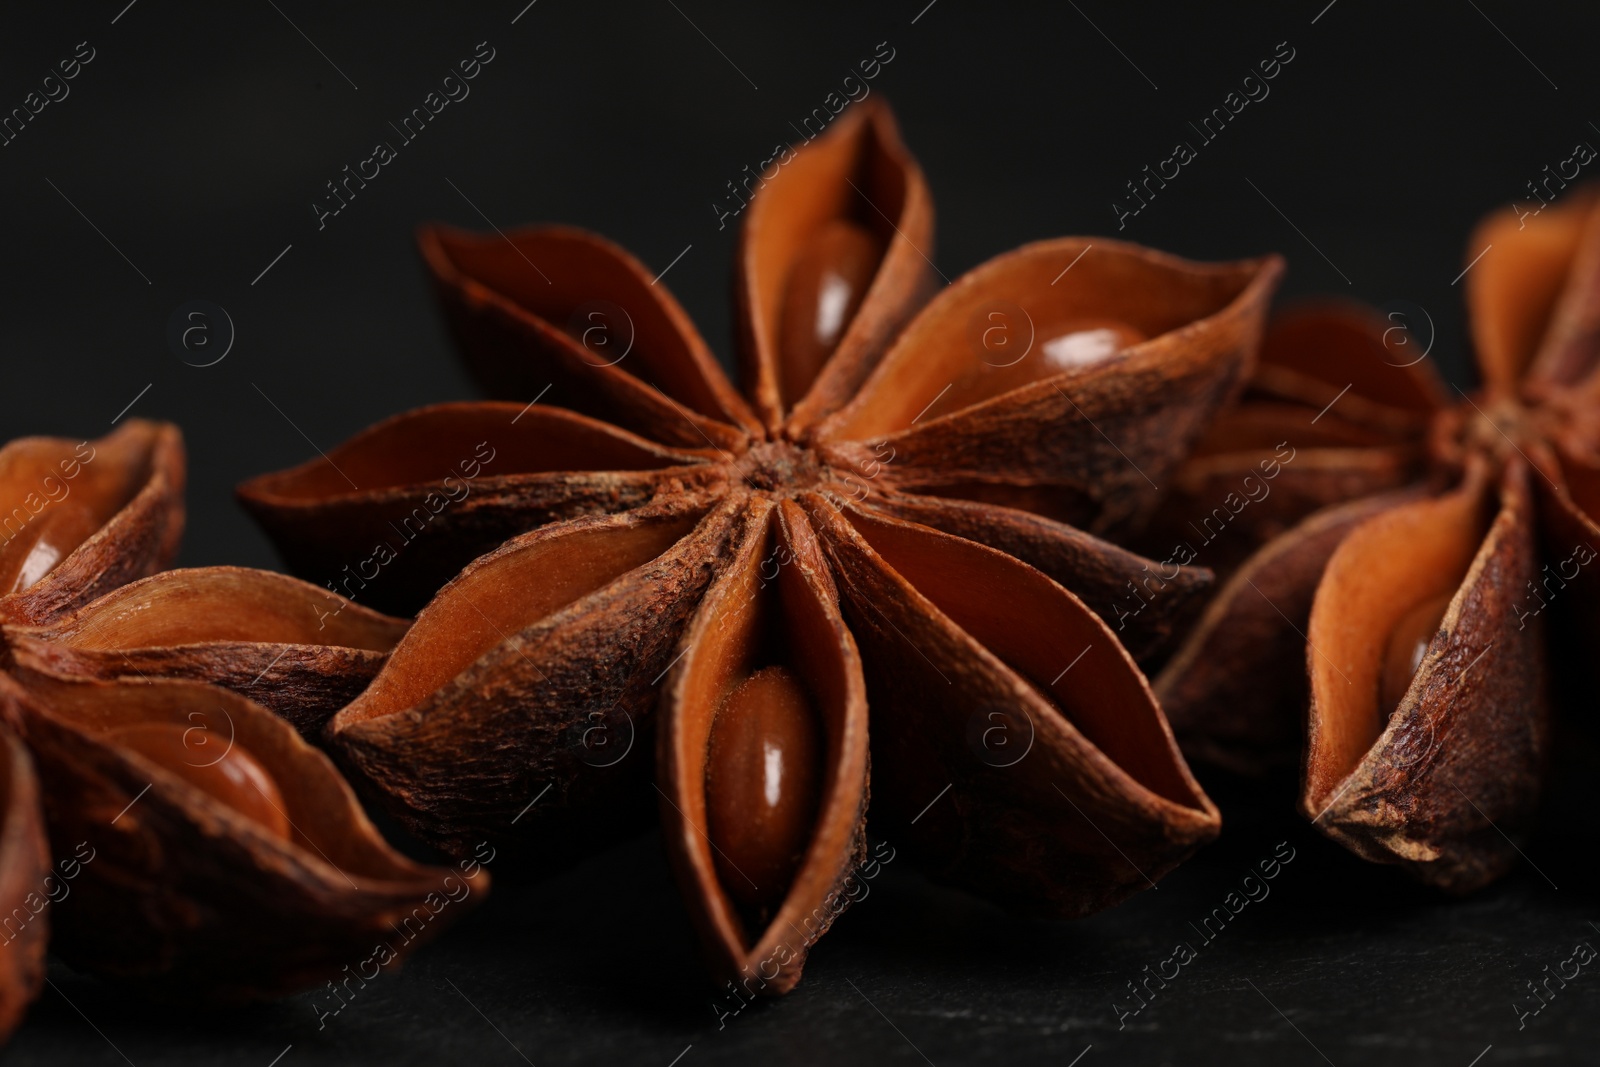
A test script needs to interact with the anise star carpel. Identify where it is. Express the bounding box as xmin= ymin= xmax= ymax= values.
xmin=0 ymin=420 xmax=481 ymax=1036
xmin=1154 ymin=189 xmax=1600 ymax=892
xmin=239 ymin=98 xmax=1282 ymax=993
